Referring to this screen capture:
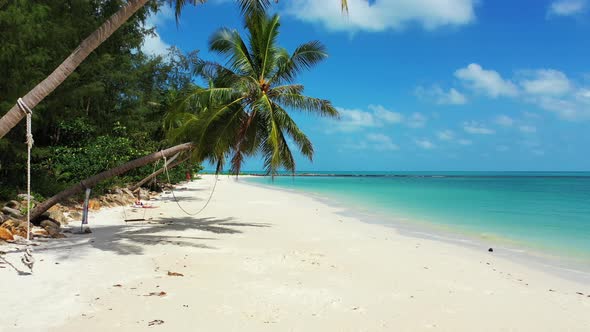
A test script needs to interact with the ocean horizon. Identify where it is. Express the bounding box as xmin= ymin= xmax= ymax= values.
xmin=243 ymin=171 xmax=590 ymax=276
